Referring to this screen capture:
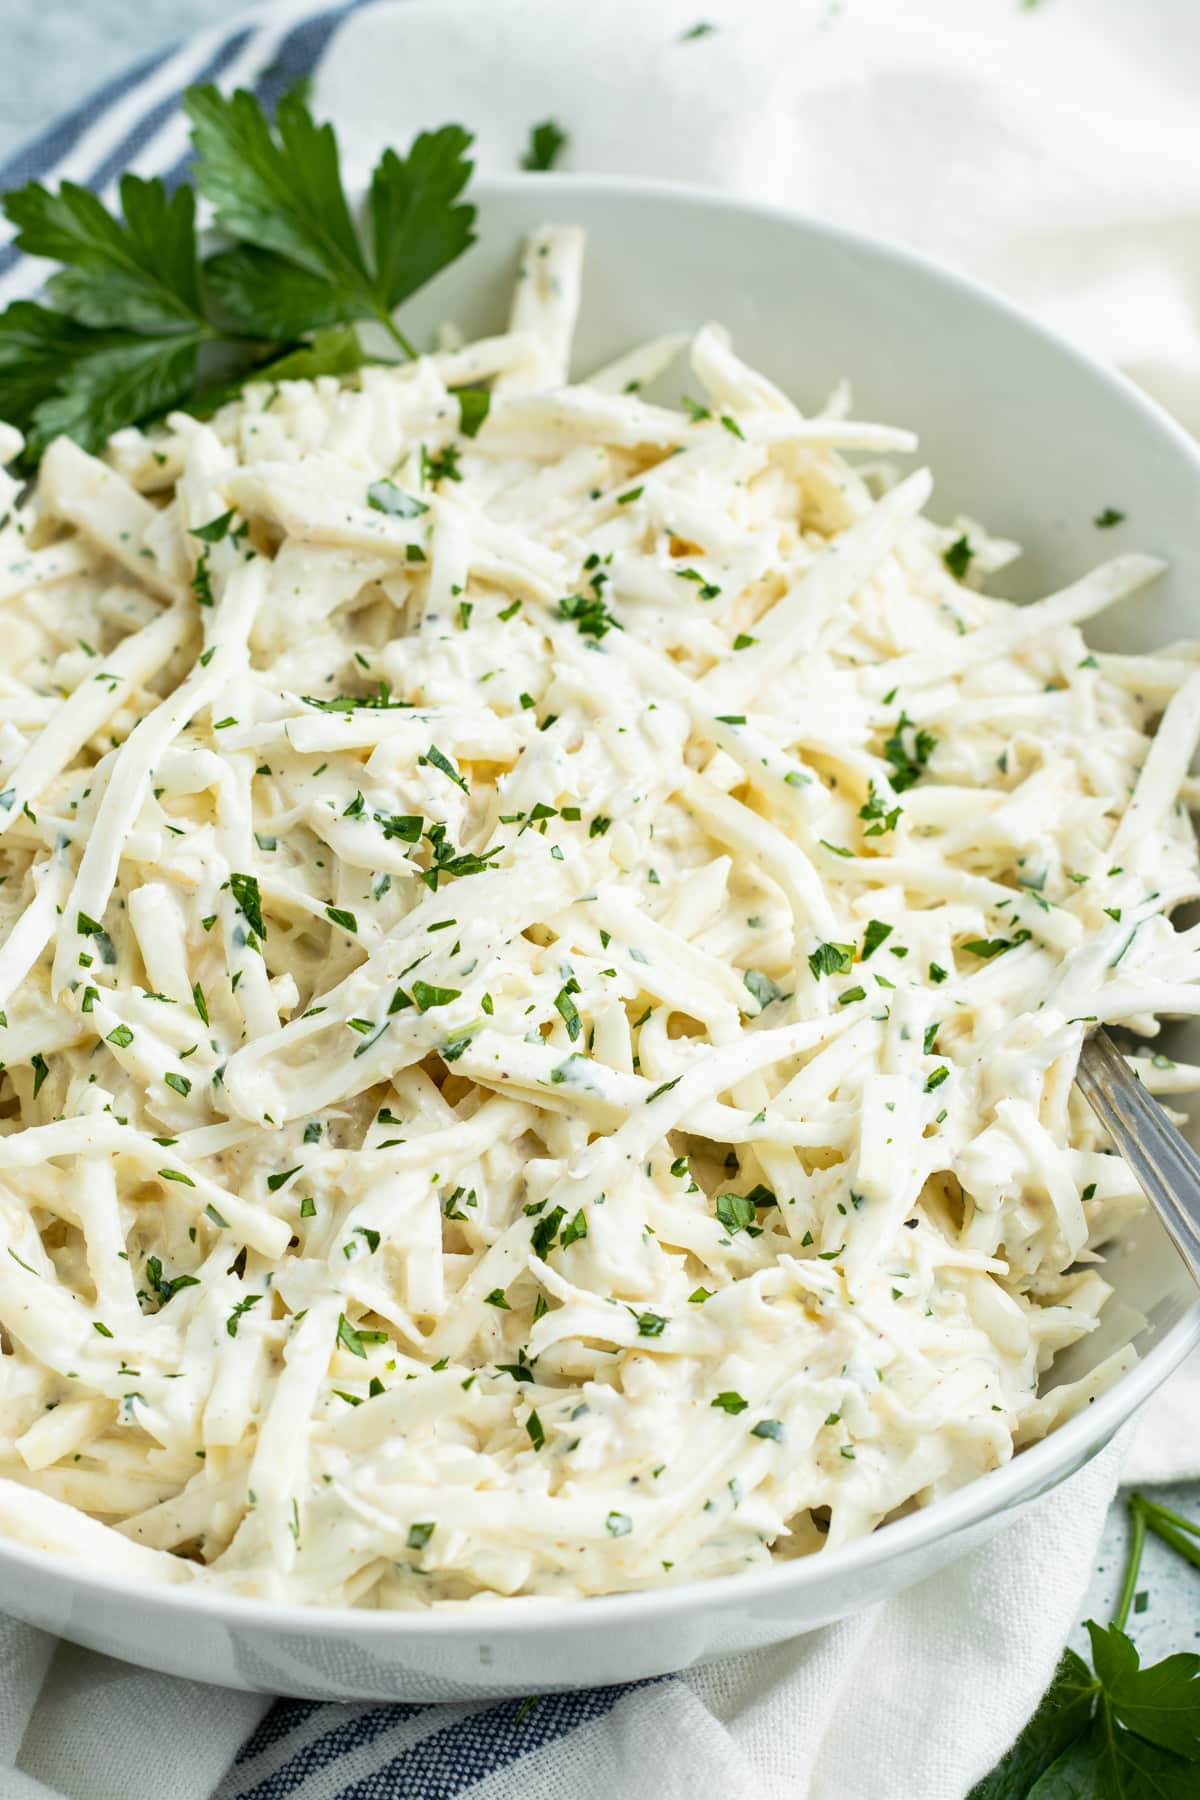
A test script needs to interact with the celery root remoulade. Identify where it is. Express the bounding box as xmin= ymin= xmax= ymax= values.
xmin=0 ymin=226 xmax=1198 ymax=1608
